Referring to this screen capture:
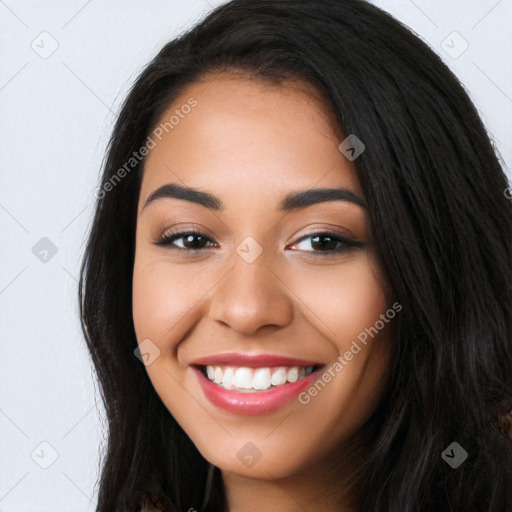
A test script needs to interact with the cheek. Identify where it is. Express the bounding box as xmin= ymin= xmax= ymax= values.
xmin=283 ymin=254 xmax=388 ymax=346
xmin=132 ymin=255 xmax=200 ymax=349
